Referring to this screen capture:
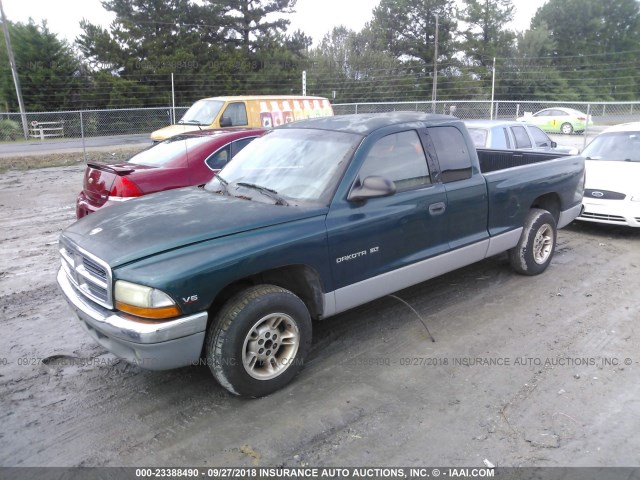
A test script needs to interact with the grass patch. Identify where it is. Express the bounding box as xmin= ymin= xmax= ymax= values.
xmin=0 ymin=147 xmax=147 ymax=174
